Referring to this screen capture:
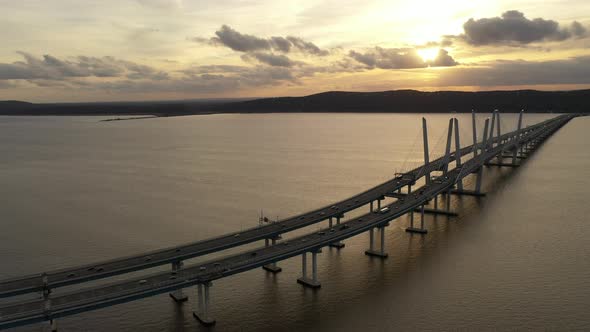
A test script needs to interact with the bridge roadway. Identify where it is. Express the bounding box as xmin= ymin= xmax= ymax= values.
xmin=0 ymin=114 xmax=574 ymax=329
xmin=0 ymin=115 xmax=553 ymax=298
